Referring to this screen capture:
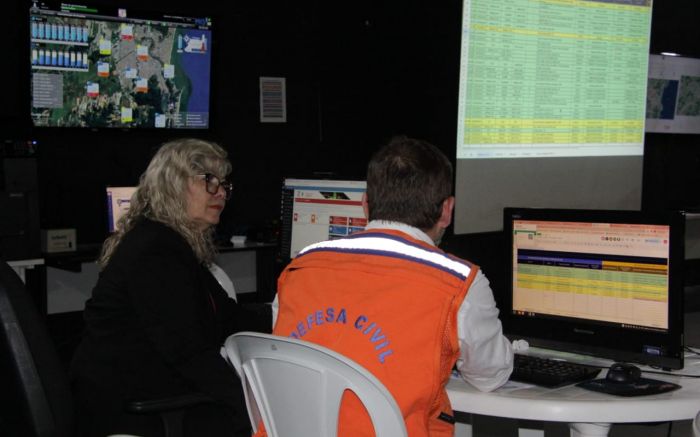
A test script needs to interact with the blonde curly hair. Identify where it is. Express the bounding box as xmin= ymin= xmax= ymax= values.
xmin=98 ymin=138 xmax=231 ymax=268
